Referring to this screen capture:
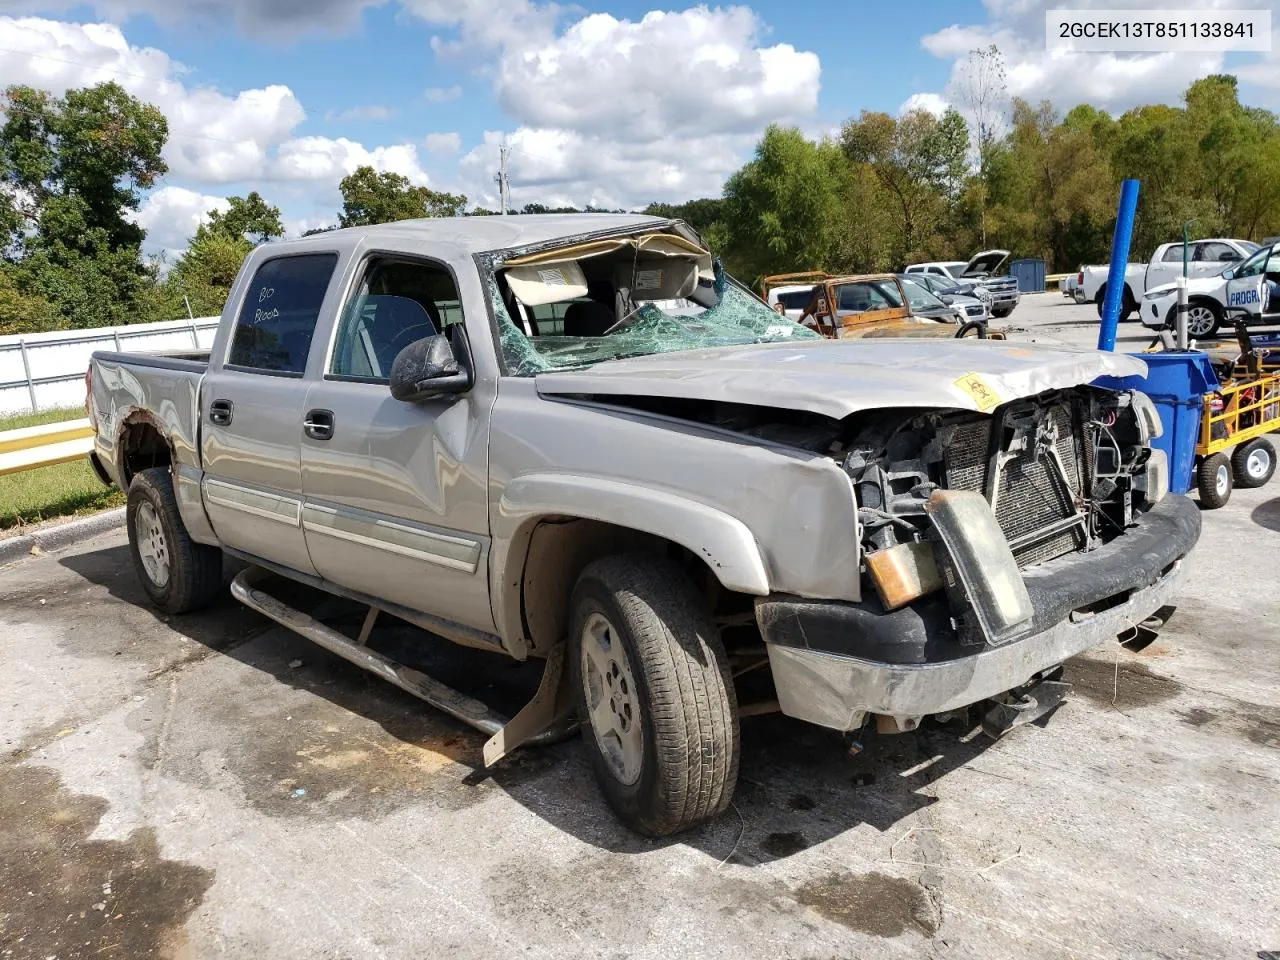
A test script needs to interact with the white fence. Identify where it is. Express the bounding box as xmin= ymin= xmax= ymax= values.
xmin=0 ymin=316 xmax=220 ymax=415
